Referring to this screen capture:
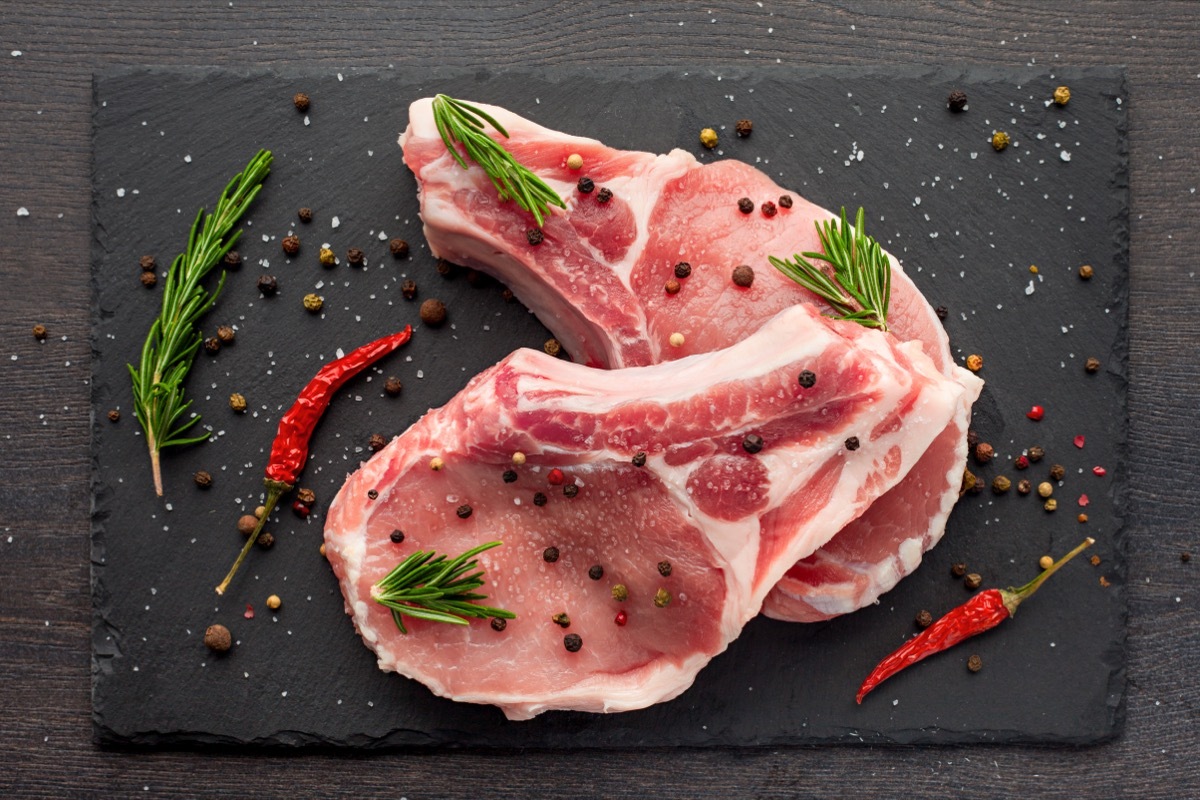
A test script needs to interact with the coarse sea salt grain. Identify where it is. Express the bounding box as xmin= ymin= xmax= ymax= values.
xmin=16 ymin=207 xmax=30 ymax=216
xmin=1060 ymin=150 xmax=1072 ymax=162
